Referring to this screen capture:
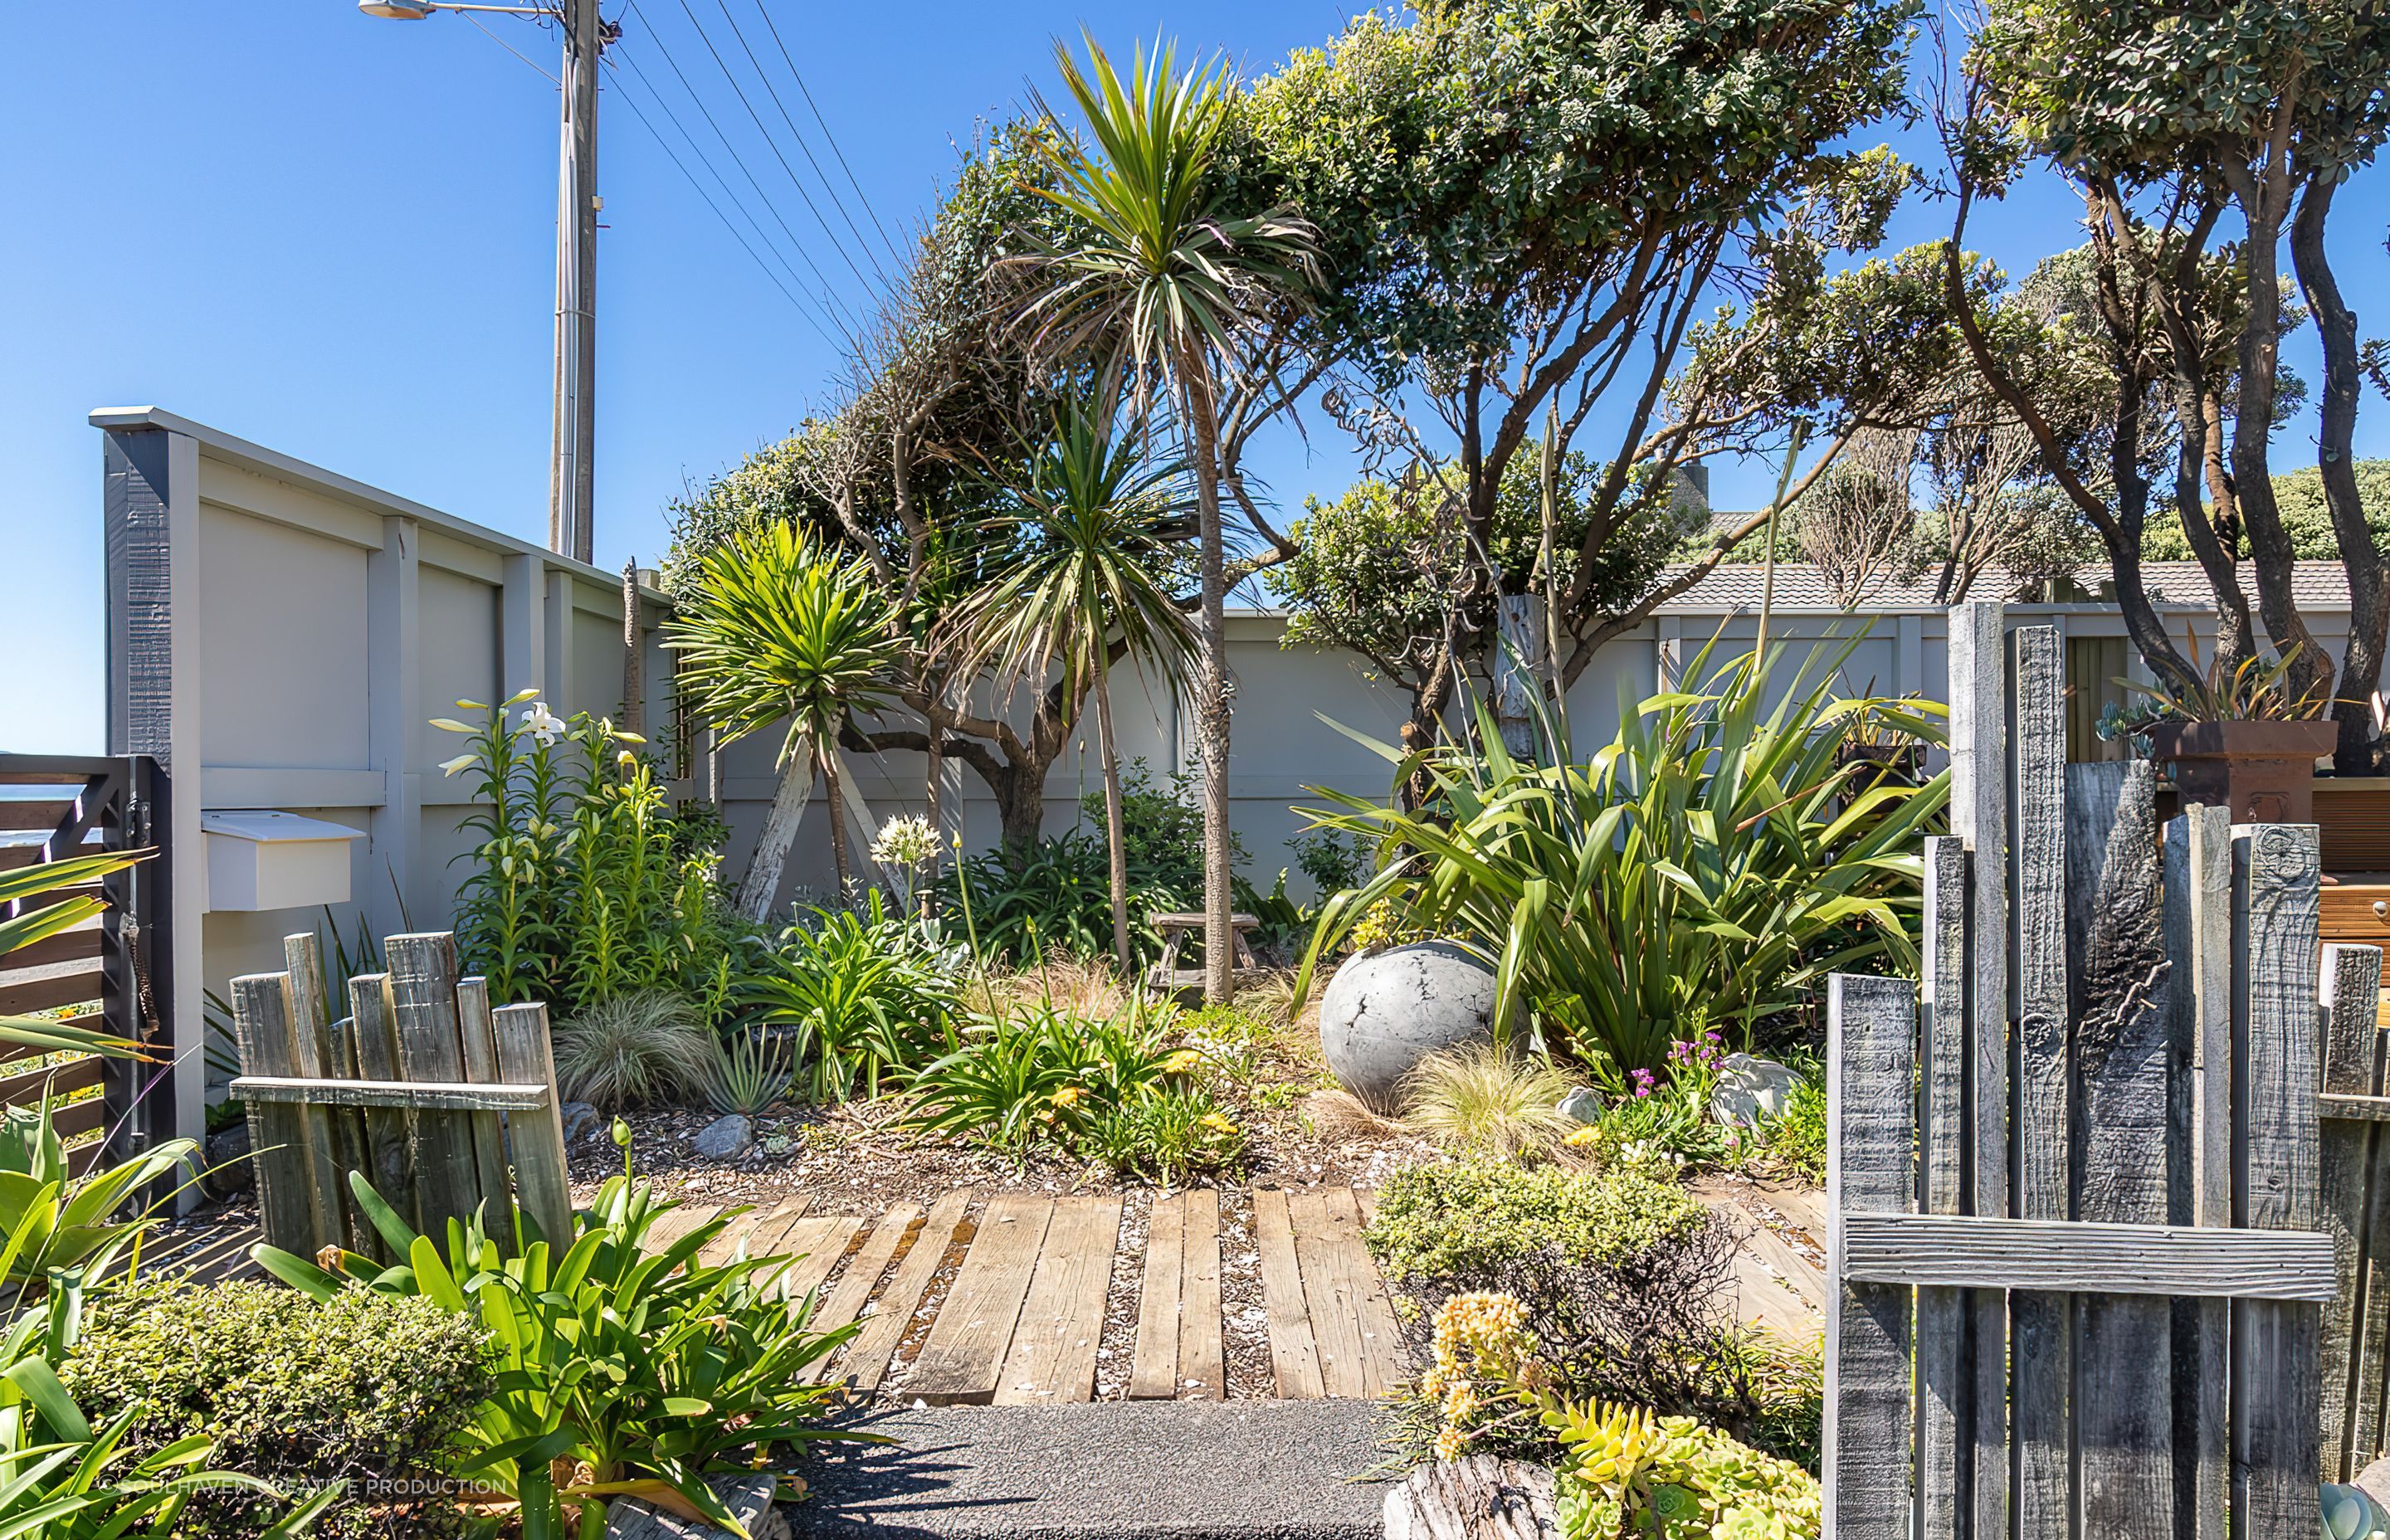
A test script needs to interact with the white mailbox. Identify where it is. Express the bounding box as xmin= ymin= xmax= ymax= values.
xmin=200 ymin=811 xmax=367 ymax=914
